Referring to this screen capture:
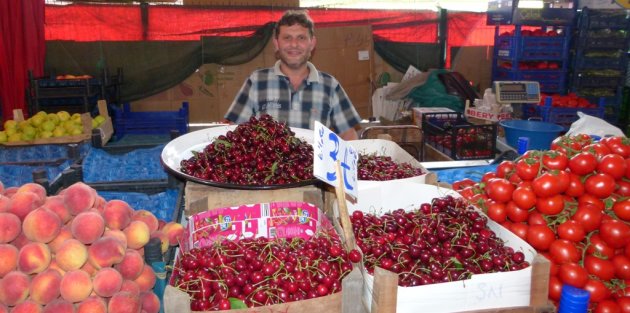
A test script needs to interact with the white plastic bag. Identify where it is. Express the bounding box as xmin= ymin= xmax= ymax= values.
xmin=565 ymin=112 xmax=625 ymax=138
